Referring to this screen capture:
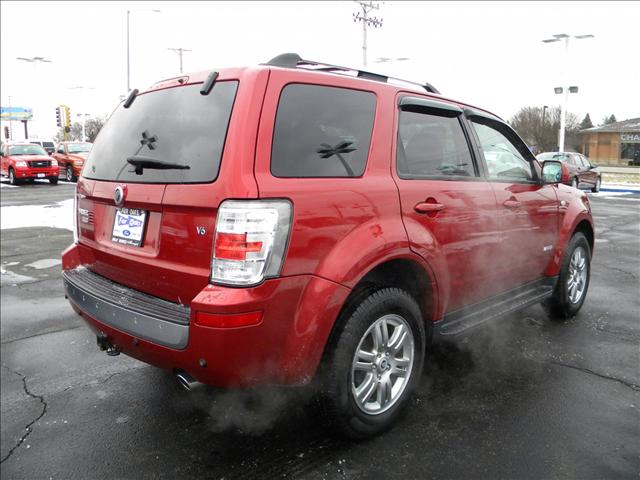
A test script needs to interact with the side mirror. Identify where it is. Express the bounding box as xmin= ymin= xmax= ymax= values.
xmin=541 ymin=160 xmax=563 ymax=184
